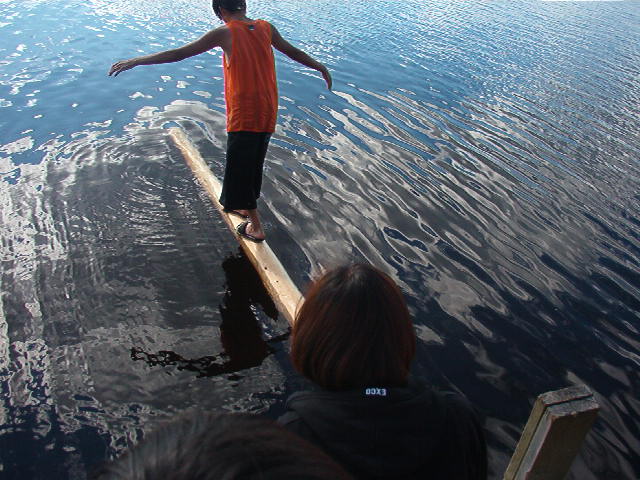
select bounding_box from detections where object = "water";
[1,0,639,478]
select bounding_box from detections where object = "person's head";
[291,264,416,391]
[92,411,352,480]
[211,0,246,21]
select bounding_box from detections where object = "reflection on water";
[0,103,292,478]
[131,251,290,379]
[1,0,639,478]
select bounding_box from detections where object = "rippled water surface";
[1,0,639,478]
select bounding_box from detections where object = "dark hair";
[92,411,352,480]
[212,0,246,19]
[291,264,416,391]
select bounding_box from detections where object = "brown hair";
[92,411,352,480]
[291,264,416,391]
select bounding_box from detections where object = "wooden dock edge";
[504,385,600,480]
[168,127,303,326]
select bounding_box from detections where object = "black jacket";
[279,377,487,480]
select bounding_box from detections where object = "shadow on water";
[130,251,290,379]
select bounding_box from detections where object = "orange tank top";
[223,19,278,133]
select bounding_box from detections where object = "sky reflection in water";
[1,0,639,478]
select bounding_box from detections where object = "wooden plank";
[504,385,600,480]
[168,127,303,326]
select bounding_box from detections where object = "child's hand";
[321,67,332,90]
[108,59,138,77]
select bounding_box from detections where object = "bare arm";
[109,27,228,76]
[270,24,332,90]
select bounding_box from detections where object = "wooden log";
[168,127,303,326]
[504,385,600,480]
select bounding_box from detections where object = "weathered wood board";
[504,385,600,480]
[168,127,303,326]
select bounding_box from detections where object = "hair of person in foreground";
[91,411,353,480]
[291,263,417,391]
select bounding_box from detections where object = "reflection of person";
[92,411,353,480]
[129,251,289,378]
[279,264,488,480]
[109,0,331,242]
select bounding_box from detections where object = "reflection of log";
[168,128,303,326]
[504,385,600,480]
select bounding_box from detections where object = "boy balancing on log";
[109,0,332,242]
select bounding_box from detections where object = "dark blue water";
[1,0,639,478]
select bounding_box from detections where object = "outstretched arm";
[109,27,227,76]
[270,25,332,90]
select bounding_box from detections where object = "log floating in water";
[168,127,303,326]
[504,385,600,480]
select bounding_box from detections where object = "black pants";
[219,131,272,211]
